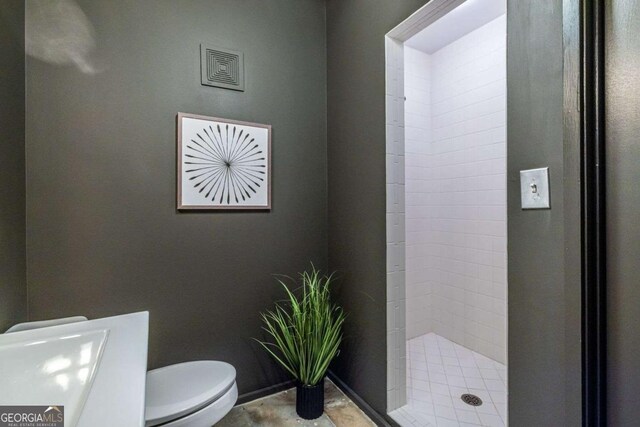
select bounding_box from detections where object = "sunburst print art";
[177,113,271,210]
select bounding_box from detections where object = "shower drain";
[461,393,483,407]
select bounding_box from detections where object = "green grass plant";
[256,265,346,386]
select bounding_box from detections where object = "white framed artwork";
[177,112,271,210]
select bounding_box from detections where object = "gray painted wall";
[25,0,327,396]
[326,0,429,415]
[0,0,26,332]
[606,0,640,423]
[508,0,581,425]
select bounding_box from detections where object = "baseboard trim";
[236,379,295,405]
[327,370,398,427]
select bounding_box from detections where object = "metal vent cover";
[461,394,483,406]
[200,44,244,91]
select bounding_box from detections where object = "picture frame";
[177,112,272,210]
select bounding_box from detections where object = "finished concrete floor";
[217,379,376,427]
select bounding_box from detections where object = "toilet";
[5,317,238,427]
[145,361,237,427]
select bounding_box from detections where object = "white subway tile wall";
[386,37,408,412]
[405,45,433,340]
[404,15,507,364]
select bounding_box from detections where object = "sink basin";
[0,329,108,427]
[0,312,148,427]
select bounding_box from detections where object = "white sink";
[0,312,148,427]
[0,329,108,427]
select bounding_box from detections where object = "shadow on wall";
[330,272,377,382]
[25,0,104,74]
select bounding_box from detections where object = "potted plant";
[256,265,346,420]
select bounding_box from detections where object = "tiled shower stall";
[386,9,508,427]
[404,15,507,364]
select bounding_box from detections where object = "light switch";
[520,167,550,209]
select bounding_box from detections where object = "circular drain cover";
[461,394,483,406]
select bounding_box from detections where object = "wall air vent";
[200,44,244,91]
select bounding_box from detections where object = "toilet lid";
[145,360,236,426]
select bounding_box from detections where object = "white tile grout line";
[390,332,507,427]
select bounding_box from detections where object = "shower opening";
[385,1,508,426]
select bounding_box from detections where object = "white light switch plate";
[520,167,550,209]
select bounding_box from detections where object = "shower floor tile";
[389,333,507,427]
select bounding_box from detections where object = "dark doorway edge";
[580,0,607,425]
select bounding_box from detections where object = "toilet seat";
[145,361,236,427]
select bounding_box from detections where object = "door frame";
[565,0,607,425]
[578,0,607,425]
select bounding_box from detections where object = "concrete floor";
[217,379,376,427]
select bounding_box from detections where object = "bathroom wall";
[0,0,27,331]
[507,0,581,425]
[25,0,327,397]
[405,16,507,363]
[605,0,640,423]
[404,46,432,339]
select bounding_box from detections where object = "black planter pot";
[296,378,325,420]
